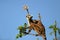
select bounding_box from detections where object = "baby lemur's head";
[26,14,33,20]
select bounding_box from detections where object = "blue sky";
[0,0,60,40]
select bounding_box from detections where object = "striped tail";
[42,34,47,40]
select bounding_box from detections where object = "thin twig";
[38,13,41,21]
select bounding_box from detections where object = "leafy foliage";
[16,33,24,39]
[49,20,60,40]
[49,21,59,34]
[16,23,28,39]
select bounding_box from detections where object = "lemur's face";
[26,14,33,26]
[26,14,33,20]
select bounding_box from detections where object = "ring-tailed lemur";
[26,14,47,40]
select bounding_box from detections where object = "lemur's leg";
[42,34,47,40]
[33,29,46,38]
[41,29,47,40]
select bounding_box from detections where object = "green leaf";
[16,33,24,38]
[19,33,25,37]
[54,28,58,31]
[49,25,54,29]
[16,23,28,38]
[16,34,20,39]
[16,35,19,39]
[22,33,25,36]
[17,26,23,30]
[19,34,22,37]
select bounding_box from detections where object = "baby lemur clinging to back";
[26,14,47,40]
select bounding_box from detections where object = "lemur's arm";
[23,26,41,36]
[25,26,39,36]
[26,27,32,34]
[22,27,31,34]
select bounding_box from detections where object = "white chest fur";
[26,18,30,26]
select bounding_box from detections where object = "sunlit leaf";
[17,26,23,30]
[19,33,22,37]
[54,28,58,31]
[16,23,29,38]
